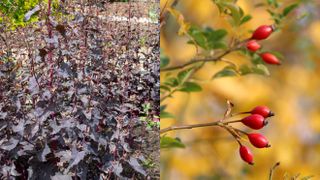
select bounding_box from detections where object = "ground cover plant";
[0,0,160,179]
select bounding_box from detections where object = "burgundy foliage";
[0,0,159,179]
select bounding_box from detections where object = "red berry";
[246,40,261,52]
[239,145,254,165]
[260,52,281,65]
[241,114,267,130]
[251,105,274,118]
[251,25,274,40]
[248,133,270,148]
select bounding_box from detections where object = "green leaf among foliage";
[160,50,170,68]
[160,111,175,119]
[160,136,185,149]
[179,82,202,92]
[240,14,252,25]
[188,26,227,50]
[282,4,298,17]
[177,68,194,84]
[213,66,238,79]
[0,0,41,28]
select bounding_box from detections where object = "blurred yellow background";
[160,0,320,179]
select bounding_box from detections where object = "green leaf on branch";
[213,1,245,26]
[267,0,279,8]
[212,66,238,79]
[188,26,227,50]
[179,82,202,92]
[160,56,170,69]
[160,136,185,149]
[283,3,298,17]
[239,64,270,76]
[240,15,252,25]
[160,105,167,112]
[252,64,270,76]
[204,28,228,49]
[164,77,179,87]
[187,26,207,49]
[160,85,171,92]
[212,42,227,49]
[177,68,194,84]
[160,105,175,119]
[251,53,264,65]
[267,9,276,16]
[221,2,242,25]
[212,0,235,14]
[160,50,170,68]
[205,28,228,41]
[188,26,207,48]
[160,111,175,119]
[239,64,252,75]
[204,29,227,50]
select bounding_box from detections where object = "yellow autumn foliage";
[161,0,320,179]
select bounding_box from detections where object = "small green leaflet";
[212,66,237,79]
[160,105,175,119]
[221,2,241,25]
[177,68,194,84]
[251,64,270,76]
[160,111,175,119]
[240,15,252,25]
[160,50,170,69]
[179,82,202,92]
[213,64,270,78]
[188,26,227,50]
[160,136,185,149]
[163,77,179,87]
[239,64,270,76]
[282,3,298,17]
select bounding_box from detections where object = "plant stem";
[161,38,250,72]
[269,162,281,180]
[222,125,242,146]
[160,89,177,102]
[161,49,233,71]
[160,119,242,134]
[224,119,242,123]
[233,128,248,135]
[160,121,221,134]
[47,0,54,88]
[231,111,250,116]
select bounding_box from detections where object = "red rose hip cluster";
[234,106,274,165]
[245,25,281,65]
